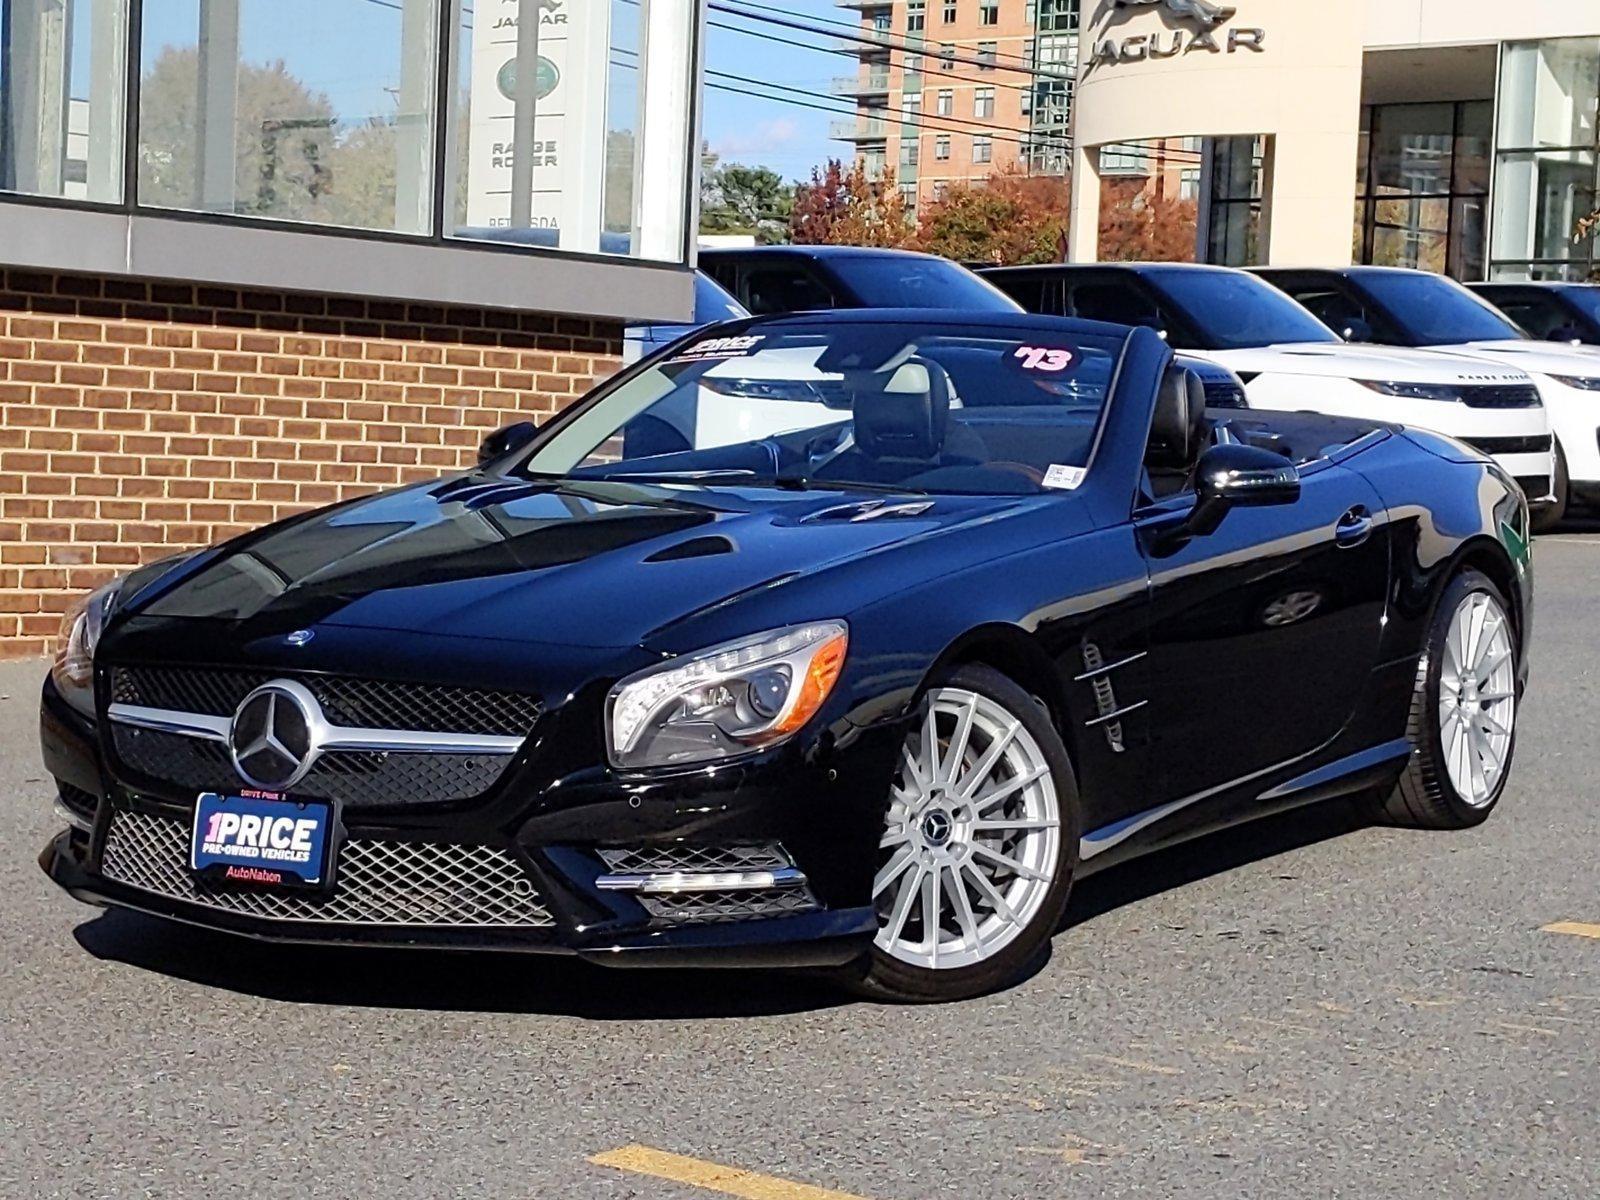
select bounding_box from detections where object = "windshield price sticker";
[1042,463,1086,490]
[673,334,766,362]
[1012,345,1076,372]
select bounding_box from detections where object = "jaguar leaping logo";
[1114,0,1237,27]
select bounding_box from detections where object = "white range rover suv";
[1253,265,1600,528]
[979,262,1555,524]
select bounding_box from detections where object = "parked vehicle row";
[1248,268,1600,526]
[696,245,1600,533]
[979,262,1565,527]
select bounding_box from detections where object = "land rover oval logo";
[229,681,321,790]
[496,55,560,102]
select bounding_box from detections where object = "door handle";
[1334,505,1373,549]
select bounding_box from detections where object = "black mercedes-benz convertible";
[39,311,1532,1002]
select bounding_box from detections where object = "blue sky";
[699,0,842,184]
[122,0,838,185]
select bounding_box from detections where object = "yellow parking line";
[1542,921,1600,940]
[589,1145,868,1200]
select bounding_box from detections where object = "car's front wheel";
[1374,569,1519,829]
[854,664,1079,1002]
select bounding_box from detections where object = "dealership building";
[1068,0,1600,281]
[0,0,701,657]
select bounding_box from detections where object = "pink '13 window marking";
[1013,346,1074,372]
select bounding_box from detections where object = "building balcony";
[830,116,890,141]
[836,0,894,9]
[831,71,891,97]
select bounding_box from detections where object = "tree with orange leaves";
[790,159,914,248]
[1098,178,1199,263]
[912,166,1070,265]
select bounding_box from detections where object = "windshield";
[515,322,1128,495]
[1143,269,1340,349]
[1351,273,1524,345]
[1560,287,1600,326]
[694,272,750,323]
[829,257,1023,312]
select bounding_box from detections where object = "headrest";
[853,360,951,460]
[1146,365,1207,471]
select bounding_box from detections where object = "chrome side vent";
[1076,642,1148,753]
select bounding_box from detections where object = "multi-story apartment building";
[834,0,1077,212]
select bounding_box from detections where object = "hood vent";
[644,535,736,562]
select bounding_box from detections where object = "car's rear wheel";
[1531,441,1568,533]
[1374,569,1519,829]
[853,664,1079,1002]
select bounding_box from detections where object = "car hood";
[131,474,1016,650]
[1196,342,1531,384]
[1427,339,1600,379]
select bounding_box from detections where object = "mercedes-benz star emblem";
[229,680,321,790]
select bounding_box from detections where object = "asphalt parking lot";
[2,536,1597,1200]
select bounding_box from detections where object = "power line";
[711,66,1073,147]
[697,76,1071,156]
[612,46,1073,149]
[715,0,1053,73]
[705,13,1067,104]
[708,0,1056,80]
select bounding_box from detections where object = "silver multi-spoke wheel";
[873,686,1062,971]
[1438,590,1516,806]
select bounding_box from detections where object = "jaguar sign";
[1113,0,1236,27]
[1093,0,1264,66]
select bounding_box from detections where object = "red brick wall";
[0,270,621,659]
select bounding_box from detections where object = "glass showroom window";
[450,0,694,260]
[0,0,127,202]
[1354,100,1491,280]
[1492,37,1600,280]
[135,0,440,235]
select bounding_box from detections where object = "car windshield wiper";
[577,469,765,484]
[769,474,930,496]
[526,468,928,497]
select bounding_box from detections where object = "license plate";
[190,792,337,890]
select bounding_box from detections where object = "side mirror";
[1186,442,1301,537]
[478,420,537,467]
[1341,317,1374,343]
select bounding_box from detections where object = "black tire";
[1530,442,1568,534]
[1371,569,1519,830]
[847,663,1081,1003]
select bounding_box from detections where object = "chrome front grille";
[104,664,534,809]
[110,725,508,809]
[99,806,555,928]
[110,666,542,737]
[1459,384,1541,409]
[1465,434,1553,456]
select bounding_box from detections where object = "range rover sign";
[1093,0,1265,65]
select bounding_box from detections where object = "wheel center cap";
[921,809,953,847]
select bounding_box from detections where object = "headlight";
[51,579,122,713]
[1355,380,1468,401]
[607,622,849,770]
[1548,374,1600,392]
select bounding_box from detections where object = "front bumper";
[36,674,885,969]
